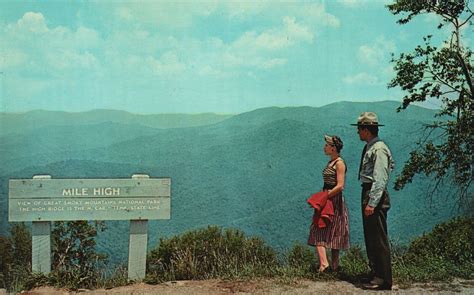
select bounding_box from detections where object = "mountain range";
[0,101,456,265]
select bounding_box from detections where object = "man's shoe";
[359,272,376,283]
[359,276,373,283]
[363,283,392,290]
[370,277,384,285]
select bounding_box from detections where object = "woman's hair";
[325,135,343,153]
[332,136,343,153]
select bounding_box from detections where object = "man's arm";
[367,146,390,208]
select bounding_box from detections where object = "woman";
[308,135,350,272]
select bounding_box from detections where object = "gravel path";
[5,278,474,294]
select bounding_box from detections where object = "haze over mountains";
[0,101,455,265]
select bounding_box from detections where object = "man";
[351,112,394,290]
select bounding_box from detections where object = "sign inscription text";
[9,178,171,221]
[62,187,121,196]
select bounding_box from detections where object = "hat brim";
[350,123,385,126]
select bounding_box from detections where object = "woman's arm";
[328,161,346,198]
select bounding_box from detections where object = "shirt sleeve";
[367,146,390,207]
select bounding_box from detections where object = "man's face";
[357,126,367,141]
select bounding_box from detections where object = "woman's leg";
[331,249,340,270]
[317,246,329,271]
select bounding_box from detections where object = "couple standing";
[307,112,394,291]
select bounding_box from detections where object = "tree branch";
[455,51,474,98]
[425,65,460,93]
[459,12,473,27]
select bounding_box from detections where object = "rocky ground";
[4,278,473,294]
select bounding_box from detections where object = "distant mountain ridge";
[0,101,455,265]
[0,109,234,136]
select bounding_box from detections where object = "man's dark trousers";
[361,184,392,288]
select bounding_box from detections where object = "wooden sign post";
[129,174,150,281]
[31,175,52,274]
[8,174,171,280]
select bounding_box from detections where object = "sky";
[0,0,464,114]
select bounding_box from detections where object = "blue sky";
[0,0,461,114]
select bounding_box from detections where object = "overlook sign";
[8,175,171,281]
[9,178,171,221]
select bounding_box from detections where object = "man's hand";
[364,205,375,217]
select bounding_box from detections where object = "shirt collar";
[366,136,380,149]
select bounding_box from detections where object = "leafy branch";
[387,0,473,208]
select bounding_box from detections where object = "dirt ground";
[6,278,474,294]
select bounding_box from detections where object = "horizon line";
[0,100,435,115]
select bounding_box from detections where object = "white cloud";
[194,15,313,75]
[343,72,379,85]
[216,50,286,72]
[104,30,166,57]
[104,50,186,77]
[220,52,245,68]
[358,45,383,66]
[283,17,314,43]
[3,12,102,68]
[233,31,291,51]
[115,7,133,21]
[1,4,338,88]
[358,36,396,66]
[74,27,101,48]
[111,1,218,27]
[1,49,28,69]
[16,12,48,33]
[46,50,99,71]
[260,58,287,69]
[301,3,340,27]
[223,1,269,19]
[232,16,313,51]
[91,2,338,78]
[149,52,186,76]
[225,2,340,28]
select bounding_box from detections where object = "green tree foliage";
[387,0,473,206]
[50,221,107,288]
[0,223,31,291]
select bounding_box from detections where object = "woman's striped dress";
[307,159,350,249]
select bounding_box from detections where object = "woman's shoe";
[318,264,330,273]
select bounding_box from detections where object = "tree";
[387,0,473,208]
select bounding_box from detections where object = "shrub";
[287,242,314,272]
[0,223,32,292]
[404,217,473,265]
[146,226,278,282]
[339,246,369,282]
[0,236,13,288]
[50,220,108,289]
[393,217,474,283]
